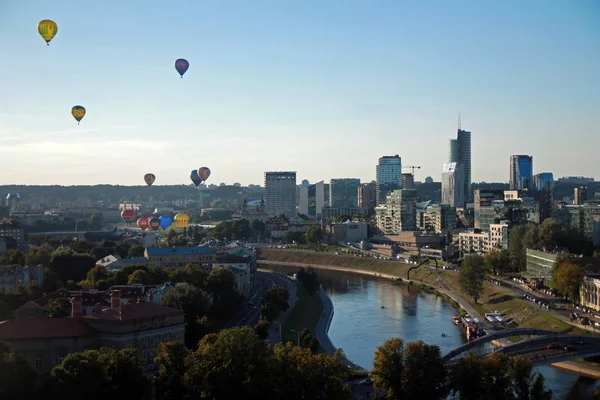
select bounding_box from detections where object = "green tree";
[522,224,539,250]
[537,219,565,250]
[46,297,72,318]
[0,340,37,400]
[372,337,405,398]
[161,283,211,348]
[49,248,95,284]
[89,213,104,230]
[127,269,154,285]
[459,254,488,303]
[251,219,266,235]
[154,341,196,400]
[266,285,289,313]
[484,249,511,275]
[206,268,241,313]
[0,250,25,267]
[25,244,52,266]
[552,260,584,301]
[296,267,320,295]
[508,225,527,271]
[305,225,322,243]
[298,328,319,353]
[254,319,270,339]
[402,340,446,400]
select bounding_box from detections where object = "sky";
[0,0,598,186]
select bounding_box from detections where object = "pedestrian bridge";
[443,328,600,368]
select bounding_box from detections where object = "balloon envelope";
[71,105,86,124]
[38,19,58,45]
[121,209,136,223]
[199,167,211,182]
[174,213,190,229]
[137,218,149,231]
[190,170,201,187]
[144,173,156,186]
[159,215,172,230]
[147,217,160,231]
[175,59,189,77]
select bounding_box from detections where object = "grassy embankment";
[260,249,590,340]
[281,283,323,345]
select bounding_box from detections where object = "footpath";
[259,269,298,346]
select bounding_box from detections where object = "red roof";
[0,317,97,340]
[83,303,183,322]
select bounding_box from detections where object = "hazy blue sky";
[1,1,598,186]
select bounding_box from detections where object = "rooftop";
[84,302,183,322]
[0,317,97,340]
[146,244,215,256]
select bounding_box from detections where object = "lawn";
[281,283,323,345]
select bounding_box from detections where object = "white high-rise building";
[441,162,465,208]
[298,185,309,216]
[264,171,297,218]
[315,181,325,217]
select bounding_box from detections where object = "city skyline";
[1,1,599,186]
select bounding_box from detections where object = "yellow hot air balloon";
[38,20,58,46]
[174,213,190,229]
[71,105,86,125]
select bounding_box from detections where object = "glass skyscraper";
[533,172,554,193]
[376,155,402,205]
[510,155,533,191]
[449,139,458,163]
[448,130,471,202]
[533,172,554,222]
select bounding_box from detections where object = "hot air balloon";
[144,173,156,186]
[71,106,86,125]
[159,215,172,230]
[147,217,160,231]
[198,167,211,183]
[38,19,58,46]
[137,218,149,231]
[175,59,189,78]
[174,213,190,229]
[121,209,136,224]
[190,170,202,188]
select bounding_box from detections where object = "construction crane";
[403,166,422,175]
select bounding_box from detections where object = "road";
[223,270,295,330]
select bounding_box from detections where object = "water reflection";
[263,265,599,398]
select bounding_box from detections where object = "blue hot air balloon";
[159,215,172,230]
[190,170,202,188]
[175,58,189,78]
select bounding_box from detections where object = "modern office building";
[315,181,325,217]
[376,155,402,205]
[450,129,472,201]
[555,204,600,245]
[574,186,588,205]
[358,183,376,212]
[298,185,309,216]
[329,178,361,208]
[510,155,533,191]
[533,172,554,222]
[441,162,465,208]
[526,249,560,282]
[375,189,418,234]
[264,171,297,218]
[419,204,457,233]
[402,173,415,190]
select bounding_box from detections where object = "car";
[547,343,560,350]
[564,345,574,351]
[358,378,373,386]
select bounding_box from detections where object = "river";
[264,265,600,399]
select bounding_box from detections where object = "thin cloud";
[1,126,139,143]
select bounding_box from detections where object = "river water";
[264,265,600,400]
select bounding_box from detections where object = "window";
[57,352,66,365]
[35,354,42,371]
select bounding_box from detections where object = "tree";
[522,224,539,250]
[25,245,52,266]
[161,284,211,348]
[0,340,37,400]
[296,268,320,295]
[49,248,95,284]
[266,285,289,313]
[459,254,488,303]
[552,260,584,301]
[89,213,104,230]
[305,225,322,243]
[154,341,195,400]
[484,249,510,275]
[127,269,154,285]
[537,219,564,250]
[206,268,241,313]
[251,219,266,235]
[508,225,527,271]
[298,328,319,353]
[0,250,25,267]
[254,319,270,339]
[372,337,405,398]
[46,297,72,318]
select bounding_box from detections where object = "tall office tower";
[402,173,415,190]
[329,178,361,208]
[315,181,325,217]
[449,139,458,162]
[574,186,588,205]
[509,155,534,191]
[376,155,402,205]
[441,162,465,208]
[533,172,554,222]
[298,185,309,216]
[358,182,376,211]
[264,171,297,218]
[301,179,310,186]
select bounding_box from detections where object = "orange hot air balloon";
[198,167,211,182]
[144,173,156,186]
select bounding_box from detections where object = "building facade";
[402,173,415,190]
[376,155,402,205]
[315,181,325,218]
[441,162,465,208]
[574,186,588,205]
[526,249,559,282]
[329,178,361,208]
[298,185,309,216]
[510,155,533,191]
[555,204,600,245]
[451,129,472,202]
[533,172,554,222]
[375,189,418,234]
[420,204,457,233]
[264,171,297,218]
[358,183,376,212]
[144,245,216,270]
[580,275,600,312]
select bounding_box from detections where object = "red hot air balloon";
[198,167,211,182]
[147,216,160,231]
[137,218,149,231]
[121,209,136,224]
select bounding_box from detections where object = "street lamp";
[290,329,300,347]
